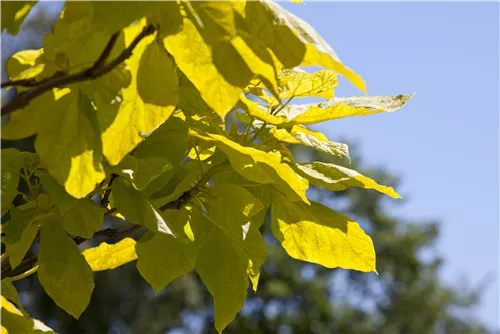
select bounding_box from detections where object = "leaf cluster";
[0,1,412,332]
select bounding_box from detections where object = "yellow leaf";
[247,86,280,107]
[279,67,338,99]
[284,94,414,125]
[269,125,349,159]
[238,1,365,93]
[188,128,309,203]
[35,89,105,198]
[100,21,178,166]
[82,238,138,271]
[295,162,401,198]
[239,95,288,125]
[272,194,377,273]
[5,49,45,86]
[164,18,248,120]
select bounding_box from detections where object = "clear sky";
[282,1,499,329]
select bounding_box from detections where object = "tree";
[1,1,415,333]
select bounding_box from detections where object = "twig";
[101,174,118,208]
[1,24,155,116]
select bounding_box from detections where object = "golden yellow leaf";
[279,67,338,99]
[272,194,377,273]
[82,238,138,271]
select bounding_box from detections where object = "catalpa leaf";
[112,178,172,235]
[1,279,27,316]
[272,194,377,272]
[188,128,309,203]
[6,223,38,270]
[279,67,338,99]
[1,295,56,334]
[136,231,197,294]
[164,17,249,120]
[283,94,414,125]
[196,228,249,333]
[239,96,288,125]
[98,21,178,166]
[35,88,105,198]
[270,125,349,159]
[110,155,173,191]
[295,162,401,198]
[238,1,365,93]
[82,238,137,271]
[38,219,95,319]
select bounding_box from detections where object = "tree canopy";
[0,1,420,333]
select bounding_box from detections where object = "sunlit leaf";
[239,95,287,125]
[270,125,349,159]
[189,128,309,203]
[272,194,376,272]
[38,219,95,319]
[82,238,137,271]
[295,162,401,198]
[283,94,414,125]
[279,67,338,99]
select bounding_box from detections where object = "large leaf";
[1,149,22,216]
[272,194,377,272]
[112,178,172,234]
[270,125,349,159]
[38,220,95,319]
[282,94,414,125]
[237,1,365,93]
[136,231,197,293]
[35,89,105,198]
[98,21,177,166]
[109,155,172,191]
[6,223,38,270]
[196,228,249,333]
[82,238,137,271]
[189,128,309,203]
[278,67,338,99]
[164,17,250,119]
[295,162,401,198]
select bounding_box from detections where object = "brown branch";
[101,174,118,208]
[1,24,155,116]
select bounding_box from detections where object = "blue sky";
[282,1,499,329]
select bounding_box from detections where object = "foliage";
[1,1,413,332]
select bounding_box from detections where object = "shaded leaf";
[6,223,38,269]
[112,178,172,234]
[38,220,95,319]
[1,149,22,216]
[1,1,36,35]
[136,231,197,293]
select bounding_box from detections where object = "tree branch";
[1,24,156,116]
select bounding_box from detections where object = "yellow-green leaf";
[247,86,280,107]
[1,149,22,216]
[136,231,197,293]
[270,125,349,159]
[164,18,249,119]
[284,94,414,125]
[5,48,45,84]
[1,280,27,316]
[1,1,36,35]
[112,178,172,235]
[196,228,248,333]
[278,67,338,99]
[272,194,377,272]
[295,162,401,198]
[190,1,236,43]
[35,89,105,198]
[110,155,173,191]
[6,223,38,270]
[189,128,309,203]
[38,219,95,319]
[82,238,137,271]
